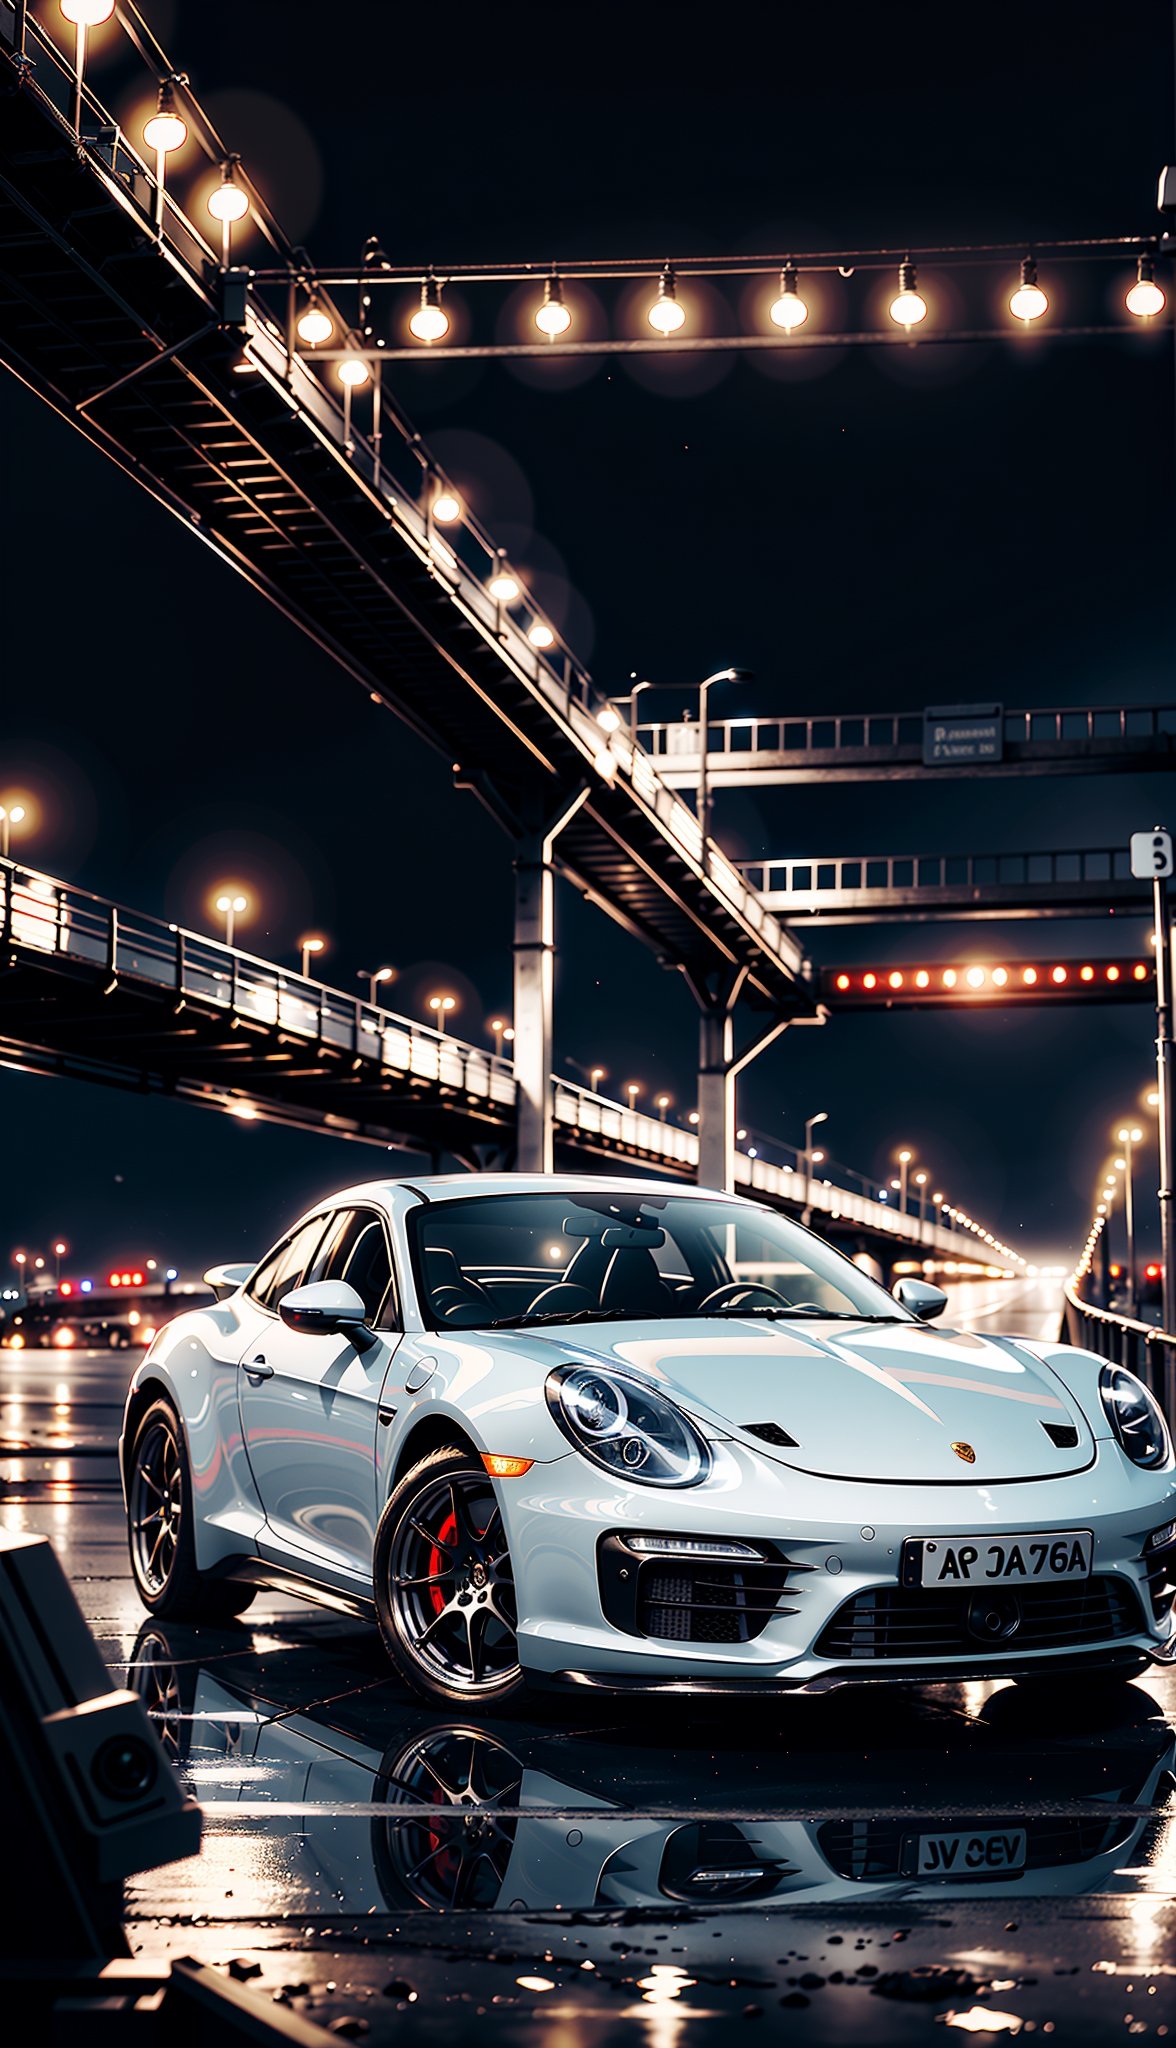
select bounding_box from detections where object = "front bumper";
[507,1438,1176,1690]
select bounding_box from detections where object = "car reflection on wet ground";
[3,1278,1176,2040]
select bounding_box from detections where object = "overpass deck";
[641,704,1176,788]
[0,860,977,1262]
[739,845,1149,923]
[0,6,807,1017]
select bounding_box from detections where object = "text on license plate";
[900,1826,1028,1878]
[913,1529,1092,1587]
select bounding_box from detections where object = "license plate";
[904,1529,1093,1588]
[900,1826,1028,1879]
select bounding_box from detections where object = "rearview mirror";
[278,1280,377,1348]
[893,1277,949,1321]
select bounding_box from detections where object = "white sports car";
[120,1174,1176,1708]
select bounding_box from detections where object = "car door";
[237,1207,401,1582]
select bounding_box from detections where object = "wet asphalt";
[3,1276,1176,2042]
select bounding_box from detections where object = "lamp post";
[299,935,325,978]
[897,1148,913,1216]
[656,1094,671,1121]
[362,965,396,1005]
[1116,1126,1143,1314]
[696,668,754,860]
[626,1082,640,1111]
[0,803,27,858]
[590,1065,606,1092]
[914,1170,929,1230]
[53,1240,66,1284]
[215,893,247,946]
[489,1017,512,1058]
[428,993,456,1034]
[803,1111,829,1224]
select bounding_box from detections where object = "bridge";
[639,703,1176,788]
[0,857,1011,1271]
[739,845,1152,924]
[0,0,813,1194]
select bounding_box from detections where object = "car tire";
[126,1397,255,1621]
[374,1445,531,1711]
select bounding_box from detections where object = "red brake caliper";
[428,1510,458,1616]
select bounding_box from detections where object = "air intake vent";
[743,1421,799,1448]
[1041,1422,1080,1449]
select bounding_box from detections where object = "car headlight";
[546,1365,711,1487]
[1099,1364,1172,1470]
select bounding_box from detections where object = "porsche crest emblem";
[951,1441,976,1464]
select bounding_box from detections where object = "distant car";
[120,1175,1176,1708]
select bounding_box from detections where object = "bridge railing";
[738,846,1137,901]
[1060,1282,1176,1419]
[0,862,515,1110]
[637,704,1176,764]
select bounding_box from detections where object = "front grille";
[639,1561,796,1644]
[816,1575,1143,1662]
[817,1812,1137,1881]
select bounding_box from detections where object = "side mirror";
[893,1277,949,1322]
[278,1280,377,1348]
[203,1262,254,1297]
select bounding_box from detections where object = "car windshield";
[407,1190,910,1330]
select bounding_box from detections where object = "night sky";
[3,0,1175,1277]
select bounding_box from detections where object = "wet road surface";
[5,1276,1176,2040]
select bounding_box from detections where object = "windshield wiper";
[475,1307,669,1331]
[699,1306,908,1322]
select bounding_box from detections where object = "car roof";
[319,1172,751,1207]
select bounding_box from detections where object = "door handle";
[241,1356,273,1380]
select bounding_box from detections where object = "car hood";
[542,1317,1096,1483]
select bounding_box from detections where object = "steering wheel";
[698,1280,794,1311]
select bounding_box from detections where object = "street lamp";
[656,1094,671,1121]
[428,993,457,1033]
[299,935,326,978]
[1116,1125,1144,1315]
[214,892,248,946]
[362,965,396,1005]
[897,1148,913,1215]
[0,803,27,858]
[697,668,754,858]
[488,1017,513,1058]
[53,1240,66,1283]
[590,1065,606,1092]
[626,1082,641,1110]
[914,1169,929,1227]
[803,1110,829,1223]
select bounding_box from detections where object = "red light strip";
[826,959,1152,998]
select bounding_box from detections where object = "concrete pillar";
[513,829,555,1174]
[698,1006,736,1192]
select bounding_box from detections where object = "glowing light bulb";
[488,563,520,603]
[1009,255,1047,323]
[61,0,114,22]
[297,300,334,346]
[529,622,555,648]
[410,278,449,344]
[208,159,249,224]
[1127,255,1166,319]
[889,259,927,328]
[769,263,808,331]
[648,266,686,334]
[336,356,370,387]
[535,274,572,338]
[432,487,461,524]
[143,79,187,155]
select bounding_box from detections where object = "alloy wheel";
[130,1416,183,1596]
[387,1472,519,1696]
[375,1726,524,1910]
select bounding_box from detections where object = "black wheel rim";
[376,1726,524,1910]
[387,1472,519,1695]
[130,1417,182,1595]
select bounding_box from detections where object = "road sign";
[1130,828,1174,879]
[923,704,1004,767]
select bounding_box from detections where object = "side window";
[307,1208,398,1329]
[249,1215,330,1314]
